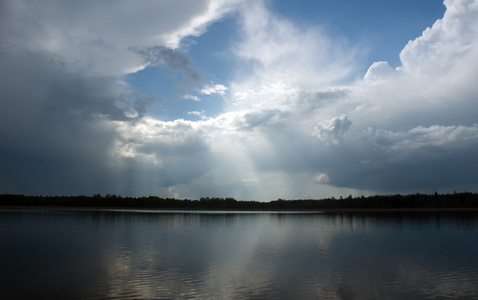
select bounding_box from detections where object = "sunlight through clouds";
[1,0,478,200]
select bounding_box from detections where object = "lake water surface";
[1,209,478,299]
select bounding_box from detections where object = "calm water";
[1,209,478,299]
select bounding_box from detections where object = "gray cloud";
[311,124,478,194]
[0,45,210,196]
[0,50,118,195]
[0,0,231,76]
[234,109,289,131]
[0,0,234,197]
[314,115,352,145]
[132,45,202,91]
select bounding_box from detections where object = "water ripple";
[2,210,478,299]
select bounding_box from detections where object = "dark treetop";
[1,192,478,210]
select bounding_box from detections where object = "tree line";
[1,192,478,210]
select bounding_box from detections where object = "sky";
[1,0,478,201]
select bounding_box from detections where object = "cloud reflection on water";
[1,210,478,299]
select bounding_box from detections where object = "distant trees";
[1,192,478,210]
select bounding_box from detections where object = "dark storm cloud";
[0,47,134,195]
[0,47,148,122]
[298,123,478,194]
[0,0,238,198]
[0,0,240,199]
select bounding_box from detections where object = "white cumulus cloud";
[200,83,228,95]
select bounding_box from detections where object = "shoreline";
[2,205,478,213]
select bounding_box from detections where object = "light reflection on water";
[1,209,478,299]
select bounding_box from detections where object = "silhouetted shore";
[1,192,478,211]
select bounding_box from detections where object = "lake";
[1,209,478,299]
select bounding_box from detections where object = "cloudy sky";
[1,0,477,201]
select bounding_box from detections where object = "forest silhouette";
[1,192,478,210]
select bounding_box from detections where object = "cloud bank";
[1,0,478,200]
